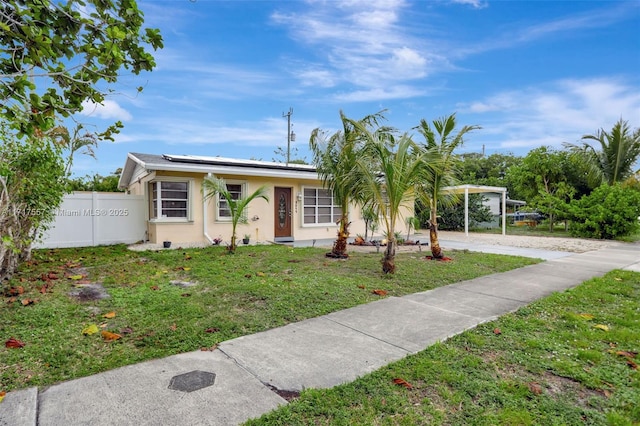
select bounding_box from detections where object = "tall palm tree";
[349,125,426,274]
[202,176,269,254]
[564,118,640,186]
[416,114,481,259]
[309,110,387,258]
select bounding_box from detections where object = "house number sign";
[278,193,286,228]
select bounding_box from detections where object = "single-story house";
[118,153,405,246]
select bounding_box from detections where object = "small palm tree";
[202,176,269,253]
[349,126,426,273]
[48,124,98,176]
[309,110,387,258]
[564,118,640,186]
[416,114,480,259]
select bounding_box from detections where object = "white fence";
[35,192,146,249]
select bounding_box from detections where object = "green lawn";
[0,244,538,392]
[246,270,640,426]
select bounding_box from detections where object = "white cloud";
[80,100,132,121]
[459,77,640,152]
[450,0,488,10]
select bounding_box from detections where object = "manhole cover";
[168,370,216,392]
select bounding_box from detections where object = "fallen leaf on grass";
[493,328,502,335]
[205,327,220,333]
[181,293,191,297]
[393,378,413,389]
[5,286,24,296]
[244,274,252,279]
[594,324,609,332]
[357,285,366,289]
[120,327,134,335]
[578,313,594,320]
[528,382,543,395]
[256,272,265,277]
[626,360,638,370]
[6,297,16,304]
[0,391,5,403]
[101,331,122,341]
[614,351,638,358]
[68,275,85,280]
[200,345,218,352]
[150,285,160,291]
[372,289,387,296]
[5,337,25,348]
[39,285,48,294]
[169,323,177,331]
[103,311,116,319]
[21,298,37,306]
[614,277,622,281]
[82,324,99,335]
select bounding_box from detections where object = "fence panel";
[35,192,146,248]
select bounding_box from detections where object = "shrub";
[568,183,640,239]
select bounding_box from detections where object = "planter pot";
[242,238,250,245]
[163,241,172,248]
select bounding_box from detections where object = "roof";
[119,152,319,189]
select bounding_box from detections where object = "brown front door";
[274,187,293,241]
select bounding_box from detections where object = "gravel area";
[435,231,621,253]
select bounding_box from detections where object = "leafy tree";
[1,127,66,281]
[350,126,427,273]
[436,194,493,231]
[415,114,480,259]
[568,183,640,239]
[1,0,163,137]
[564,118,640,186]
[361,204,378,242]
[511,147,577,232]
[202,176,269,254]
[67,170,123,192]
[309,110,386,258]
[458,152,524,200]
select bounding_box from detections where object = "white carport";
[442,185,507,236]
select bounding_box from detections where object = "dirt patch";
[69,283,110,301]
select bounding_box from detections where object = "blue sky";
[73,0,640,177]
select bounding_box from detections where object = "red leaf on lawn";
[200,344,218,352]
[6,286,24,296]
[393,378,413,389]
[372,289,388,296]
[493,328,502,335]
[169,323,177,331]
[6,297,16,304]
[101,331,122,341]
[39,285,48,294]
[150,285,160,291]
[21,299,36,306]
[205,327,220,333]
[528,382,543,395]
[627,360,638,370]
[19,277,27,282]
[615,351,638,358]
[357,285,366,289]
[47,272,59,280]
[5,337,25,348]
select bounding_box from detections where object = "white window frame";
[215,180,247,222]
[301,186,342,227]
[149,178,193,222]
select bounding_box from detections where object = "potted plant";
[213,237,222,246]
[242,234,250,245]
[163,241,171,248]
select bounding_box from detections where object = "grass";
[471,223,640,242]
[246,270,640,426]
[0,244,538,392]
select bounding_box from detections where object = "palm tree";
[416,114,480,259]
[201,176,269,254]
[48,124,98,176]
[564,118,640,186]
[309,110,387,258]
[349,125,426,274]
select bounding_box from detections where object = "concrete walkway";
[2,241,639,426]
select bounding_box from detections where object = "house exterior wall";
[140,171,393,245]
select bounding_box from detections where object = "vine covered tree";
[1,0,163,137]
[416,114,480,259]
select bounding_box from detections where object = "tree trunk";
[429,221,443,259]
[382,238,396,273]
[328,220,350,258]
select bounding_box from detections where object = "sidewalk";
[2,240,639,425]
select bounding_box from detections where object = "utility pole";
[282,107,294,166]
